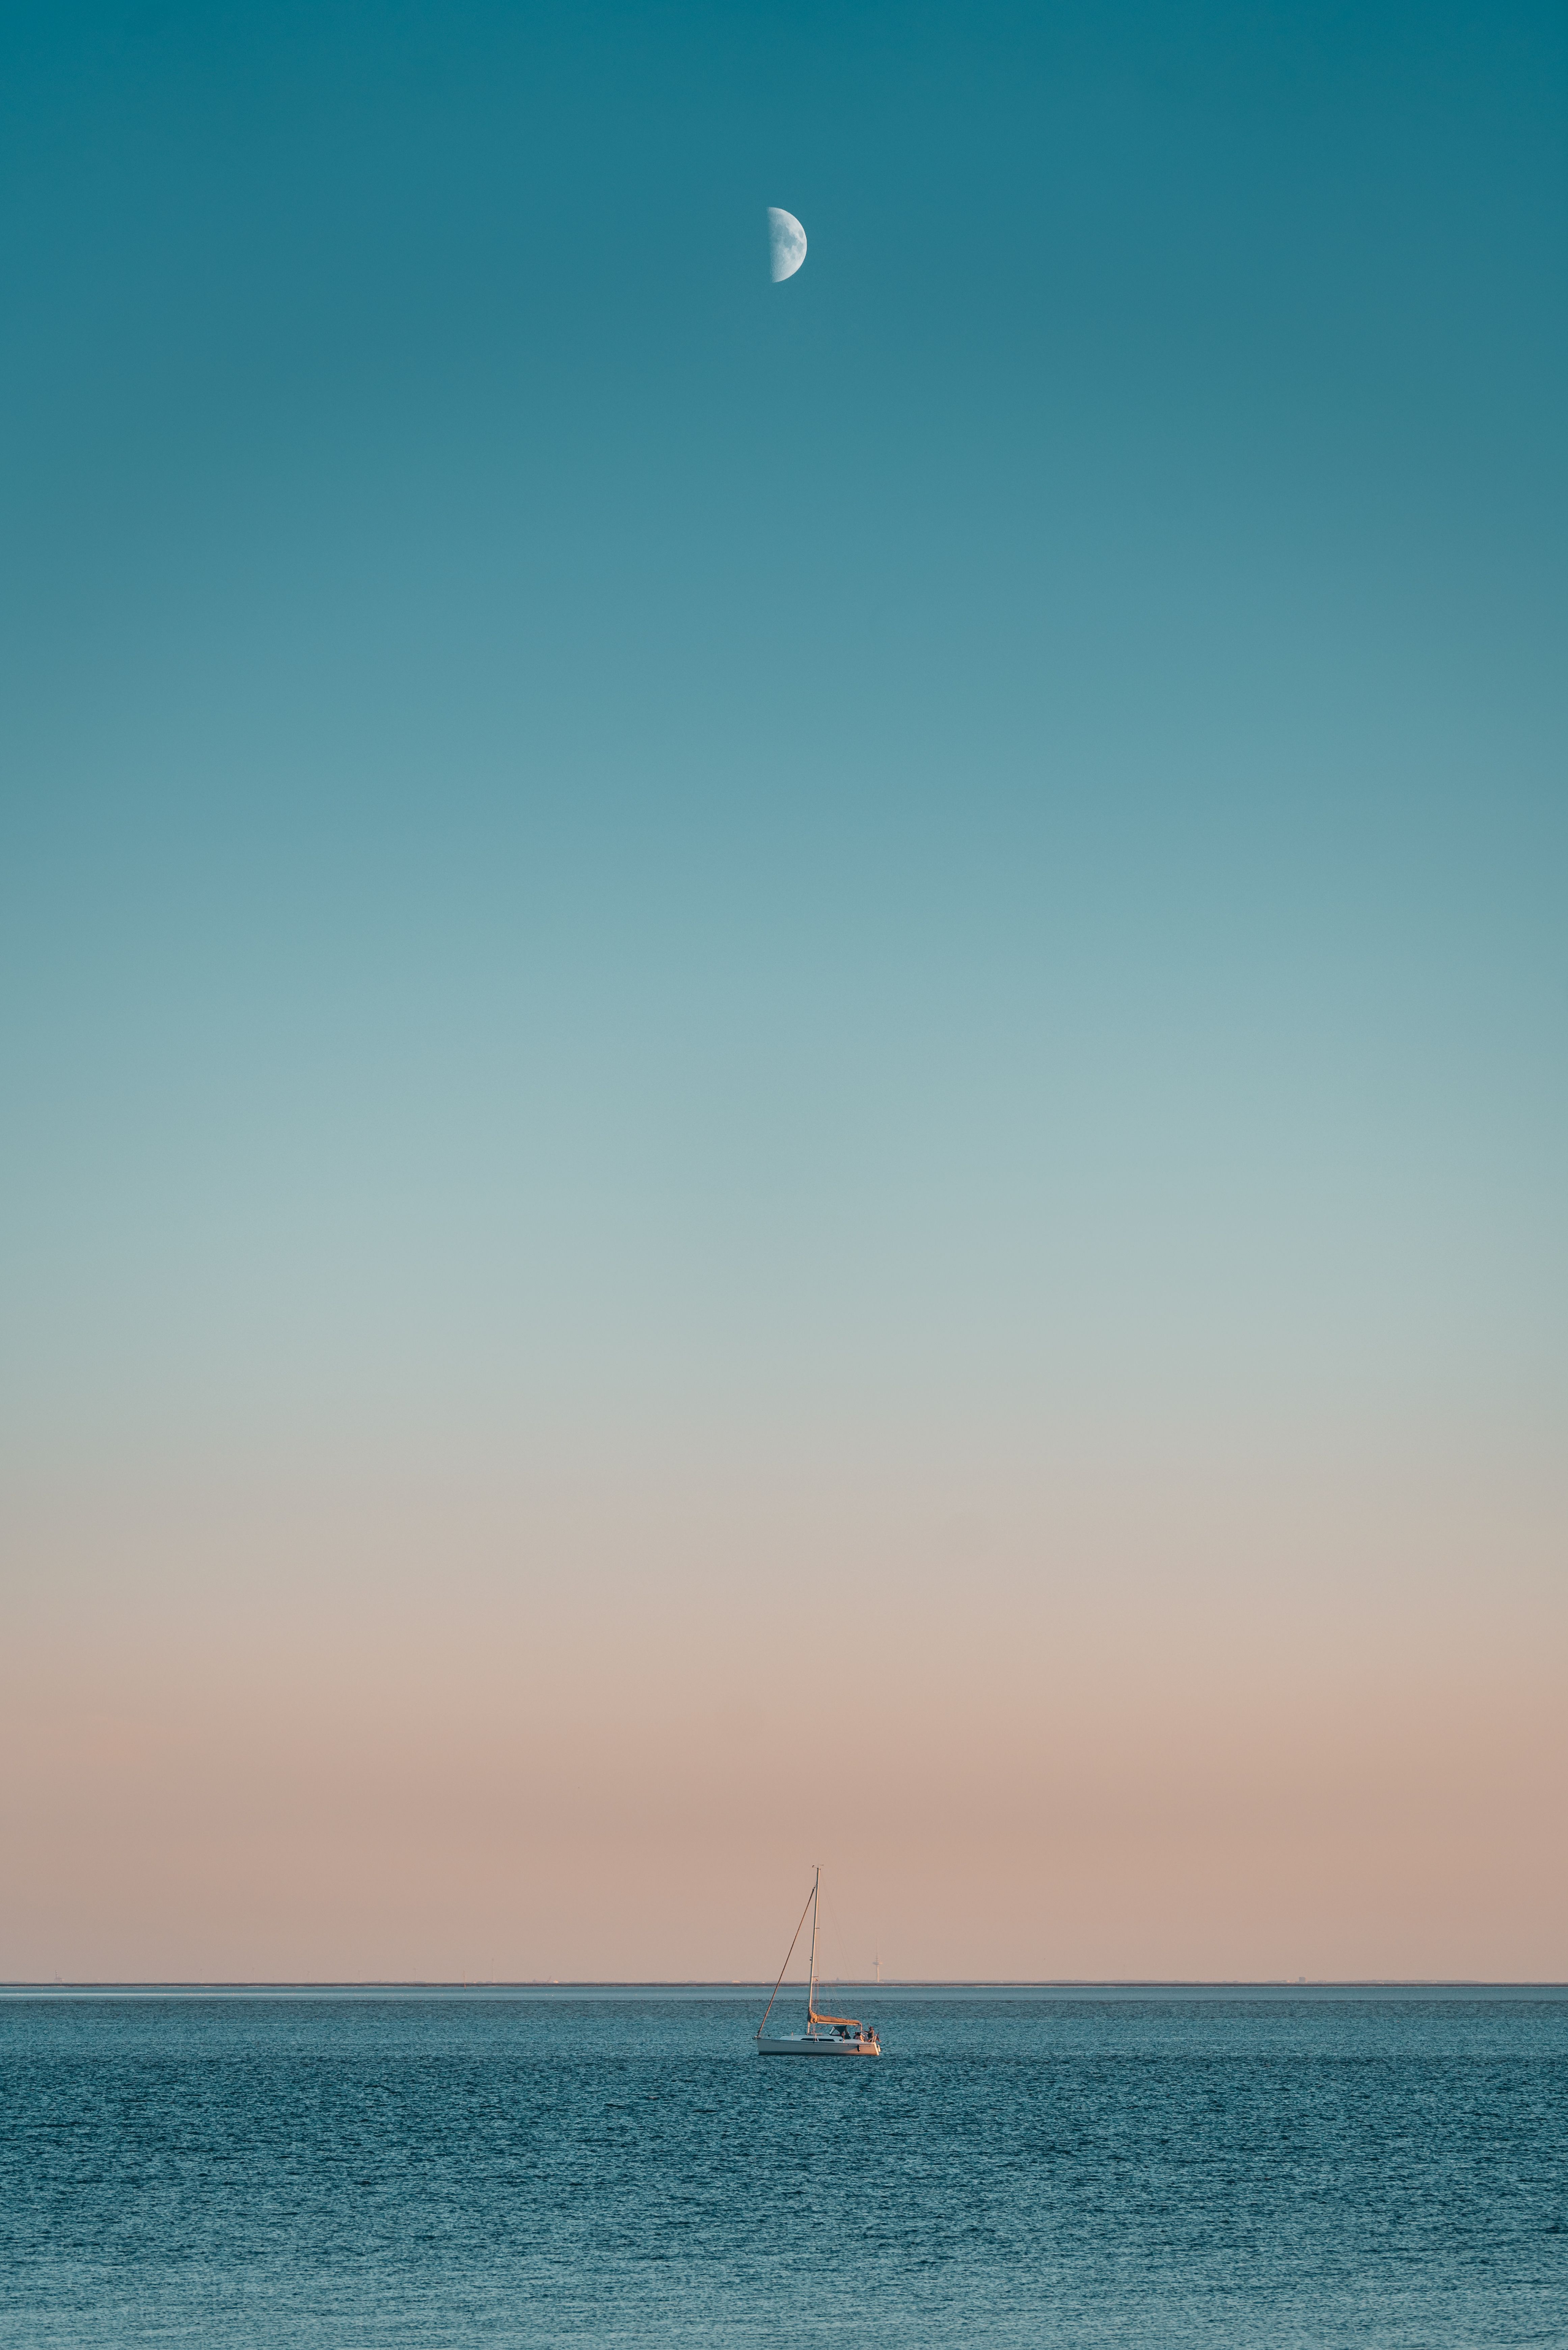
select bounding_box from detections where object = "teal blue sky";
[4,0,1568,1981]
[3,0,1564,1458]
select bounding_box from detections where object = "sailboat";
[755,1868,882,2056]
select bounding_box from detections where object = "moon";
[767,207,807,283]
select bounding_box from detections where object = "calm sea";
[3,1986,1565,2347]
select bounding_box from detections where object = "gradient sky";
[2,0,1565,1981]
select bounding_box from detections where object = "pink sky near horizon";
[5,1415,1563,1984]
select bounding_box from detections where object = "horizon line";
[6,1977,1567,1992]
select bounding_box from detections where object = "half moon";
[767,207,807,283]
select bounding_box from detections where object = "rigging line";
[754,1881,818,2041]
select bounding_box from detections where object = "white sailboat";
[755,1868,882,2056]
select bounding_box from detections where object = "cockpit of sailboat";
[809,2009,880,2047]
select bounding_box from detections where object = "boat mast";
[807,1866,819,2033]
[755,1877,817,2042]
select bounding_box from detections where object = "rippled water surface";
[3,1987,1565,2346]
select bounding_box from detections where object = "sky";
[1,0,1565,1982]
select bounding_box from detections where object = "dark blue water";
[3,1988,1566,2347]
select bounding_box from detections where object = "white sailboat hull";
[756,2034,881,2057]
